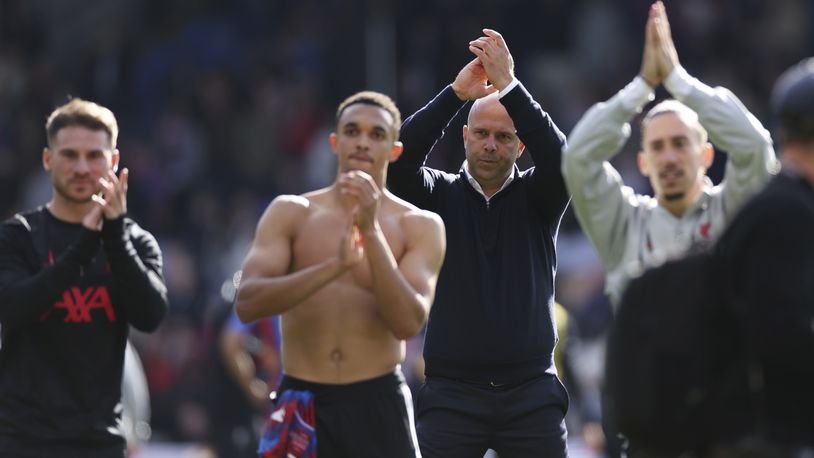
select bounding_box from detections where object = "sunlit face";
[43,125,119,204]
[463,96,524,192]
[330,103,402,176]
[638,112,712,206]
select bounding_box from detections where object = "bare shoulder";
[402,208,445,233]
[263,193,310,217]
[255,193,312,236]
[385,191,445,236]
[300,187,333,207]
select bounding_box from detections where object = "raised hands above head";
[468,29,515,92]
[452,57,496,101]
[452,28,516,100]
[640,1,680,88]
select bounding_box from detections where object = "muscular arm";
[102,217,168,332]
[235,196,348,323]
[562,77,654,271]
[0,221,99,329]
[362,210,445,340]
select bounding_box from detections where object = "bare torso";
[282,189,411,383]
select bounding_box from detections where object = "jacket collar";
[461,160,519,201]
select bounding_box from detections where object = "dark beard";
[663,192,685,201]
[53,180,93,204]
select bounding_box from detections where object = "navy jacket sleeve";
[387,85,469,208]
[0,220,100,329]
[102,216,168,332]
[500,81,570,220]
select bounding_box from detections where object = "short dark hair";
[335,91,401,140]
[771,57,814,144]
[46,98,119,149]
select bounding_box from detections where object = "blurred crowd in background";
[1,0,812,455]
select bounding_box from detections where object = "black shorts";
[276,369,420,458]
[0,434,126,458]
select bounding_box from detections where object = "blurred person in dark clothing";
[0,98,169,457]
[235,91,445,457]
[388,29,570,457]
[714,56,814,452]
[607,58,814,458]
[208,305,281,458]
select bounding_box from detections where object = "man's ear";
[701,142,714,169]
[462,125,468,143]
[112,149,121,172]
[42,147,52,172]
[637,150,651,176]
[389,141,404,162]
[329,133,338,156]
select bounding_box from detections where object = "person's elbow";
[130,294,169,333]
[391,300,429,340]
[391,321,423,340]
[234,286,267,324]
[234,296,258,324]
[561,147,584,186]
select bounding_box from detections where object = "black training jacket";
[388,82,569,383]
[0,207,168,456]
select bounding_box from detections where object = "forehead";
[338,103,394,130]
[52,125,112,150]
[642,112,694,142]
[468,97,515,132]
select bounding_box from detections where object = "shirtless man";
[235,91,446,457]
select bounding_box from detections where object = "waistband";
[423,354,555,383]
[438,375,538,391]
[277,368,406,403]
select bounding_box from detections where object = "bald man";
[388,29,571,458]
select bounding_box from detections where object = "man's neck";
[46,198,92,224]
[659,199,688,218]
[479,182,502,198]
[659,187,702,218]
[463,161,513,198]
